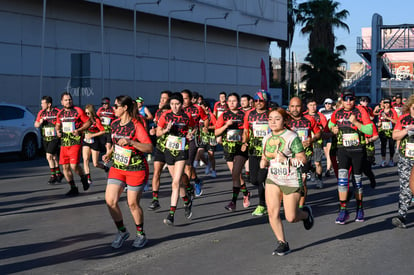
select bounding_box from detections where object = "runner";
[82,104,107,185]
[215,93,250,211]
[97,97,115,155]
[156,92,195,225]
[240,94,253,182]
[181,89,209,197]
[262,107,314,256]
[213,91,228,119]
[34,96,63,184]
[197,100,218,178]
[391,94,414,228]
[305,98,328,189]
[378,98,398,167]
[148,90,171,211]
[286,97,321,208]
[319,98,335,177]
[329,90,373,224]
[243,90,270,216]
[136,96,153,122]
[103,95,153,249]
[392,93,404,117]
[55,92,91,196]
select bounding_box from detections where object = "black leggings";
[249,156,268,207]
[379,133,395,158]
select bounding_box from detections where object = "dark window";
[0,106,25,121]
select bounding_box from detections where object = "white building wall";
[0,0,287,110]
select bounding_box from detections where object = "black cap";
[341,90,355,98]
[396,94,402,98]
[192,91,199,99]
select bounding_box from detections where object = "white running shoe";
[132,234,148,248]
[381,160,387,167]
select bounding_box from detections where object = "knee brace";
[338,169,349,192]
[354,174,363,195]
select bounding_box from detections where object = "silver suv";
[0,103,42,160]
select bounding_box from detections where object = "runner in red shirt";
[286,97,321,208]
[103,95,153,249]
[34,95,63,184]
[97,97,115,155]
[157,92,196,225]
[213,91,228,119]
[329,90,373,224]
[55,92,91,196]
[82,104,107,185]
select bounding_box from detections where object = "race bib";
[217,110,224,118]
[166,135,186,151]
[405,143,414,158]
[253,122,270,138]
[113,145,132,166]
[382,121,392,130]
[227,129,242,142]
[43,127,56,137]
[84,137,94,144]
[101,117,112,126]
[342,133,360,147]
[394,107,402,117]
[267,159,299,187]
[296,128,309,141]
[62,121,75,133]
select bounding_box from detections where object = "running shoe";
[315,179,323,189]
[184,200,193,219]
[148,199,160,211]
[302,205,314,230]
[48,175,57,185]
[388,160,395,167]
[205,163,211,175]
[65,187,79,197]
[355,208,365,222]
[335,209,350,224]
[81,175,89,191]
[199,160,205,167]
[163,213,174,226]
[210,170,217,178]
[194,179,203,197]
[87,178,93,185]
[243,192,251,208]
[111,230,130,249]
[251,205,267,216]
[380,160,387,167]
[392,216,406,229]
[132,233,148,248]
[56,173,64,183]
[272,241,290,256]
[224,201,236,212]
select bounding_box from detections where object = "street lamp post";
[236,20,259,92]
[168,4,195,90]
[40,0,47,99]
[133,0,161,95]
[203,13,229,94]
[100,0,104,98]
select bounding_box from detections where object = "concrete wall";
[0,0,287,111]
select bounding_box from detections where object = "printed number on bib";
[43,127,56,137]
[101,117,112,126]
[296,128,309,142]
[113,145,132,166]
[227,129,242,142]
[253,123,270,138]
[166,135,186,151]
[342,133,360,147]
[268,159,299,187]
[62,121,75,133]
[382,121,392,130]
[405,143,414,158]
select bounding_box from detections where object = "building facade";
[0,0,287,110]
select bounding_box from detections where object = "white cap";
[324,98,333,104]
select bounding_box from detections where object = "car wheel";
[21,135,38,160]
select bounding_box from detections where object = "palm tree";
[300,45,346,102]
[296,0,349,54]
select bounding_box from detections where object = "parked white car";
[0,103,42,160]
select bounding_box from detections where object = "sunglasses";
[102,102,109,105]
[85,112,91,115]
[343,95,355,101]
[255,99,264,103]
[113,104,122,109]
[325,102,332,105]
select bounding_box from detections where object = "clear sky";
[270,0,414,65]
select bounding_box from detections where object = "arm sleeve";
[96,118,105,131]
[157,112,167,128]
[134,121,152,144]
[328,120,336,129]
[35,110,43,122]
[55,110,63,125]
[394,115,404,130]
[76,107,89,123]
[198,105,208,120]
[319,112,328,129]
[215,114,225,128]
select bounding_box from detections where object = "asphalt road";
[0,150,413,275]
